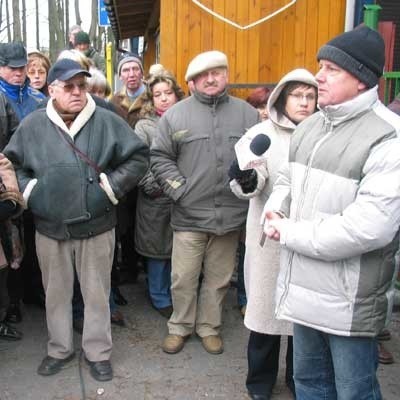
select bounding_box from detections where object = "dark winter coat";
[134,116,172,259]
[4,94,149,240]
[0,93,19,151]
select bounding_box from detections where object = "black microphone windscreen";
[249,134,271,156]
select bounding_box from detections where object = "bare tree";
[65,0,69,47]
[74,0,81,26]
[48,0,63,62]
[22,0,26,46]
[35,0,40,49]
[0,0,3,32]
[89,0,102,51]
[88,0,98,41]
[57,0,65,49]
[5,0,11,41]
[12,0,21,41]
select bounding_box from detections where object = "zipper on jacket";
[19,87,23,104]
[276,115,334,316]
[296,115,333,221]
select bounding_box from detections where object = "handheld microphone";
[250,134,271,155]
[235,133,271,170]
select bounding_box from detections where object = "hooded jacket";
[265,86,400,337]
[231,69,317,335]
[151,89,259,235]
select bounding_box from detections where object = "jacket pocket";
[29,165,84,222]
[86,179,113,219]
[178,134,210,176]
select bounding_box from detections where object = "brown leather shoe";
[201,335,223,354]
[162,334,189,354]
[378,342,394,364]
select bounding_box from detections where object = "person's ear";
[48,85,56,99]
[358,81,367,91]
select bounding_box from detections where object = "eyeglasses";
[288,93,316,102]
[55,81,88,92]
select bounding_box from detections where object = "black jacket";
[5,95,149,240]
[0,93,19,151]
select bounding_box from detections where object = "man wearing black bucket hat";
[4,58,149,382]
[262,26,400,399]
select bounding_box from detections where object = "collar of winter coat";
[0,77,29,102]
[46,93,96,139]
[192,88,229,106]
[318,86,379,126]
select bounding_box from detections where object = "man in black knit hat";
[262,26,400,399]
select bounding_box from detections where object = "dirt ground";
[0,273,399,400]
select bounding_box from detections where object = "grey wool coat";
[230,68,317,335]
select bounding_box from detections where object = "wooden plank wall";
[158,0,346,97]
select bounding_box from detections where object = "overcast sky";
[1,0,92,51]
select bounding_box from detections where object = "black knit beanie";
[317,26,385,88]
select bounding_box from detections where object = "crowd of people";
[0,23,399,400]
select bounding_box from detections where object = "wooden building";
[105,0,348,96]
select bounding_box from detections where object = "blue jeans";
[294,324,382,400]
[146,258,172,309]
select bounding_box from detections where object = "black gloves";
[228,159,257,193]
[228,159,253,180]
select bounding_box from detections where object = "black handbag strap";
[54,125,102,176]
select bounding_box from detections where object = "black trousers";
[246,330,294,396]
[7,211,43,304]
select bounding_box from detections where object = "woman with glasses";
[230,69,317,400]
[27,51,51,96]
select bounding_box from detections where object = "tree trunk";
[74,0,81,26]
[65,0,69,48]
[21,0,26,46]
[5,0,11,42]
[48,0,58,62]
[89,0,98,44]
[35,0,40,50]
[0,0,3,33]
[12,0,21,41]
[57,0,65,50]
